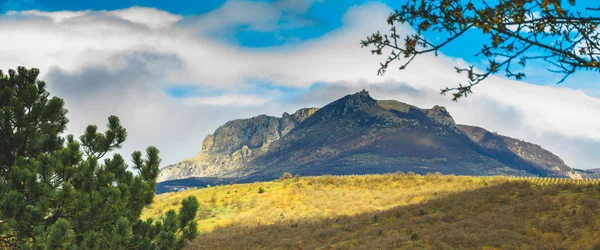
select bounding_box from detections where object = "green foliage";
[361,0,600,100]
[410,232,420,241]
[258,187,265,193]
[0,67,198,249]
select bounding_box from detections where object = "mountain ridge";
[157,90,582,184]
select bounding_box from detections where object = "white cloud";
[106,7,182,29]
[12,7,182,29]
[0,2,599,169]
[11,10,89,22]
[184,94,270,106]
[185,0,281,32]
[179,0,320,36]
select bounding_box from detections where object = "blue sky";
[0,0,599,169]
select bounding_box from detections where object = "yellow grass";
[142,174,600,249]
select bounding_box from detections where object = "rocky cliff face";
[158,90,577,183]
[202,107,319,154]
[157,108,318,182]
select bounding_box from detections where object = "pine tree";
[0,67,198,249]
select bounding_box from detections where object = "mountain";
[584,168,600,173]
[157,90,581,184]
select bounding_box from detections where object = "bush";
[280,172,293,181]
[411,232,420,241]
[258,187,265,193]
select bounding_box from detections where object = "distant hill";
[586,168,600,173]
[157,90,583,186]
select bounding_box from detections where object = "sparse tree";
[0,67,198,249]
[361,0,600,100]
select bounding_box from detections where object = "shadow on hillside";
[188,181,600,250]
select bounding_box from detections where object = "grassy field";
[143,174,600,249]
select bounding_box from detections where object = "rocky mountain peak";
[342,89,377,110]
[305,90,377,122]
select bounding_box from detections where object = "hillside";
[158,90,580,186]
[143,174,600,249]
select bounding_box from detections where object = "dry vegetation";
[143,174,600,249]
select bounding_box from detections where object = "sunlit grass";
[143,174,600,249]
[144,174,494,231]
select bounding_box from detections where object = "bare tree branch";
[361,0,600,100]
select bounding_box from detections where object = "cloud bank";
[1,1,598,169]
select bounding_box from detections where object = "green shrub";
[410,232,420,241]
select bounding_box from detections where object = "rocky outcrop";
[201,134,215,151]
[203,107,319,154]
[157,107,319,182]
[158,90,576,184]
[426,105,456,127]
